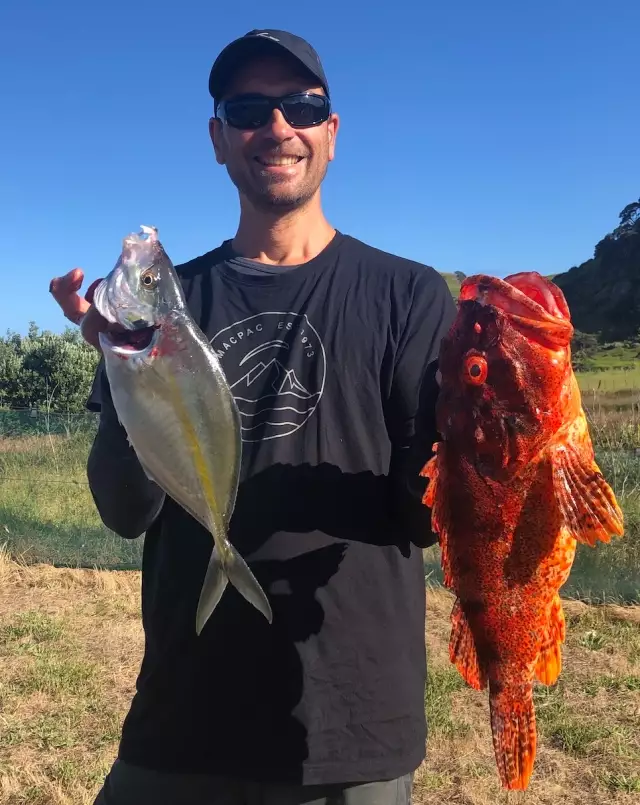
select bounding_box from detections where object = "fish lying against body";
[421,271,624,790]
[93,225,272,635]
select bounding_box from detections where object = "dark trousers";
[92,760,414,805]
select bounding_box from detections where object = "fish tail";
[489,685,537,791]
[195,539,273,635]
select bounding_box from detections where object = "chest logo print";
[211,312,326,442]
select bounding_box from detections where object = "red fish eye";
[464,355,488,386]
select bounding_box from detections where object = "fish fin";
[224,542,273,625]
[489,688,537,791]
[420,445,454,588]
[449,599,487,690]
[551,420,624,546]
[534,593,565,686]
[195,541,273,635]
[195,545,229,635]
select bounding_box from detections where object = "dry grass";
[415,585,640,804]
[1,550,639,804]
[0,548,142,805]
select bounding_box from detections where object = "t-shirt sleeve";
[85,356,166,539]
[86,358,105,412]
[386,269,456,548]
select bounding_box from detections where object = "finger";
[49,268,90,325]
[49,267,84,297]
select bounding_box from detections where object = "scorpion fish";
[420,271,624,790]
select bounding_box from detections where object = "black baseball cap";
[208,29,330,109]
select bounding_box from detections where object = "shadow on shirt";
[129,459,430,781]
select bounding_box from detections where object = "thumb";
[49,268,90,325]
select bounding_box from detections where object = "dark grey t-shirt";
[86,231,456,786]
[227,254,301,276]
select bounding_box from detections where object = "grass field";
[0,429,143,570]
[1,377,640,803]
[0,550,638,805]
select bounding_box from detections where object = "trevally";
[93,225,272,634]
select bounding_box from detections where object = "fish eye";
[141,269,157,289]
[463,354,488,386]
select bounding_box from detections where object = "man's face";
[209,53,339,211]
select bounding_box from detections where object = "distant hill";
[440,272,463,299]
[552,197,640,341]
[441,198,640,344]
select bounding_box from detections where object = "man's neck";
[231,197,336,265]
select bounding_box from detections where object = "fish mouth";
[100,325,160,356]
[93,273,159,356]
[460,272,573,349]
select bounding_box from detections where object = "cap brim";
[209,37,325,101]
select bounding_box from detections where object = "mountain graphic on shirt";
[230,359,319,416]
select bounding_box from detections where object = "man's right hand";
[49,269,109,351]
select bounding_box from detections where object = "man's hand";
[49,269,110,351]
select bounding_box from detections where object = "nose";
[262,107,295,142]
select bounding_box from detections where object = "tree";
[0,325,100,412]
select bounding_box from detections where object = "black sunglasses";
[216,92,331,130]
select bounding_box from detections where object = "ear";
[209,117,226,165]
[327,112,339,162]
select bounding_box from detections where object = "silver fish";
[93,225,273,634]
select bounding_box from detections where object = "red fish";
[421,271,624,790]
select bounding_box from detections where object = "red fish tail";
[489,684,537,791]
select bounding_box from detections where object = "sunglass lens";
[282,95,329,127]
[224,98,271,129]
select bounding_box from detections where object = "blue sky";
[1,0,638,335]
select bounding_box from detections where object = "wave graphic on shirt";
[231,359,321,419]
[210,311,326,441]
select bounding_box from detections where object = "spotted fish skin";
[421,272,624,791]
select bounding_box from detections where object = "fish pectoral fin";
[195,541,273,636]
[420,444,454,587]
[419,445,439,508]
[449,599,487,690]
[490,687,537,791]
[534,593,565,686]
[551,437,624,547]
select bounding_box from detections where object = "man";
[50,29,456,805]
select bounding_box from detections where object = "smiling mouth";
[103,326,159,354]
[255,155,304,167]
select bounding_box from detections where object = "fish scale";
[421,271,624,791]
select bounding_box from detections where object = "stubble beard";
[228,156,329,213]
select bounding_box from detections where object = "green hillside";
[440,272,462,299]
[552,197,640,341]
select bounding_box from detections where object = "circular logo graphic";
[210,312,326,442]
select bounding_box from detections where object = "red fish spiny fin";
[420,445,454,587]
[490,687,537,791]
[551,414,624,547]
[535,593,565,686]
[449,599,487,690]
